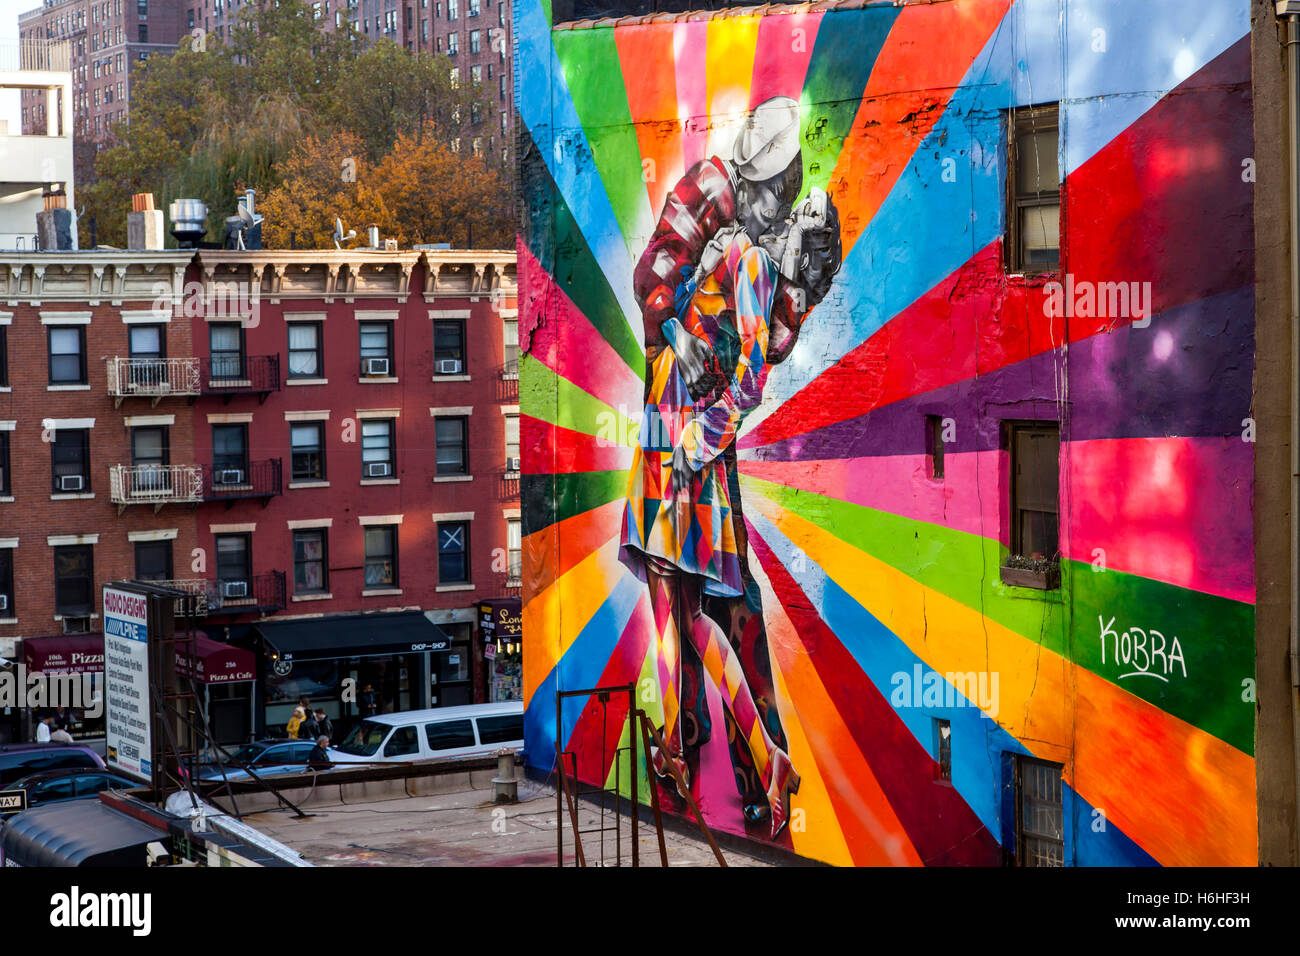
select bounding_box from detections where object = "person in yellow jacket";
[286,706,305,739]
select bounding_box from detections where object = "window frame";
[50,428,91,493]
[0,548,13,616]
[433,320,466,374]
[434,416,469,476]
[1000,420,1061,590]
[1014,754,1065,867]
[290,421,326,481]
[211,423,249,475]
[1006,103,1061,275]
[287,321,323,379]
[358,321,394,377]
[437,521,470,584]
[292,528,329,595]
[48,325,87,385]
[134,539,174,582]
[360,418,396,478]
[0,432,9,497]
[209,322,246,381]
[53,544,94,617]
[214,533,251,586]
[363,524,398,589]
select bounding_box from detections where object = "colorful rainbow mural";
[517,0,1257,866]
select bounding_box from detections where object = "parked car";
[0,743,106,788]
[196,738,324,781]
[6,768,139,809]
[329,702,524,766]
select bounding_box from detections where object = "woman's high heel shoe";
[650,745,691,800]
[765,748,800,840]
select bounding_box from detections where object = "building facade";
[516,0,1291,866]
[1,39,74,250]
[0,244,520,746]
[17,0,187,142]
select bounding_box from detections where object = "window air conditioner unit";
[222,580,249,599]
[506,457,521,472]
[364,357,390,376]
[0,594,7,611]
[217,469,245,485]
[62,616,91,634]
[59,474,85,492]
[366,462,392,478]
[437,358,462,375]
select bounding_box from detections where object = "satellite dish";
[332,217,357,250]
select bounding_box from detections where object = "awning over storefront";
[21,634,105,675]
[253,611,452,663]
[177,635,256,684]
[0,798,166,867]
[478,598,522,639]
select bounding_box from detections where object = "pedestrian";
[297,696,312,718]
[314,709,333,742]
[50,722,74,744]
[307,735,331,771]
[286,706,305,739]
[360,684,378,719]
[298,708,319,740]
[34,714,53,743]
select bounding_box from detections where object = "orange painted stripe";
[614,21,687,224]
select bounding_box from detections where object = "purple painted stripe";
[744,286,1254,462]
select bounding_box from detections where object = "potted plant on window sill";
[999,554,1061,590]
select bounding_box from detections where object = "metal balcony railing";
[202,458,283,502]
[202,355,281,401]
[0,39,71,72]
[109,464,204,507]
[157,572,287,616]
[108,357,201,402]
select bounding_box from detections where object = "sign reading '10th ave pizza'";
[103,586,152,782]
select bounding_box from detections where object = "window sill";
[208,379,251,388]
[48,384,90,391]
[434,474,473,483]
[360,478,400,486]
[0,496,12,503]
[51,492,95,500]
[998,563,1061,591]
[286,377,329,386]
[291,592,334,602]
[358,376,399,384]
[362,588,403,596]
[53,614,99,621]
[436,583,474,592]
[432,375,471,383]
[0,618,16,625]
[288,480,330,489]
[0,387,10,393]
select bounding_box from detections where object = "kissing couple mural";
[618,96,843,839]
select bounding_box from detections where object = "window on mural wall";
[1007,103,1060,274]
[1015,755,1064,867]
[1001,421,1061,591]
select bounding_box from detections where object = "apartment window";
[504,414,519,470]
[469,29,479,53]
[48,326,87,384]
[187,8,194,27]
[436,36,441,52]
[290,422,325,481]
[438,522,469,583]
[361,419,395,478]
[0,433,9,496]
[926,414,945,480]
[1015,755,1064,867]
[421,19,427,40]
[507,518,521,583]
[128,324,165,386]
[138,24,147,41]
[1002,422,1060,589]
[364,525,398,587]
[468,0,478,15]
[435,417,468,476]
[54,545,94,616]
[433,321,465,375]
[448,0,457,19]
[132,426,169,492]
[471,64,481,84]
[359,322,393,377]
[215,534,251,588]
[212,424,249,477]
[498,2,503,25]
[447,31,457,54]
[934,718,951,782]
[134,540,173,581]
[0,549,12,617]
[0,326,7,387]
[288,322,322,378]
[503,316,518,376]
[209,323,245,379]
[499,75,505,101]
[51,429,91,493]
[293,529,329,593]
[1007,104,1060,273]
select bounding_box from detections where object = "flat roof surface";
[240,776,773,867]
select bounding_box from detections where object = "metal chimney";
[367,224,380,248]
[169,199,209,248]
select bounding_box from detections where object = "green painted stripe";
[741,474,1254,755]
[523,470,627,534]
[799,7,900,194]
[552,27,653,256]
[520,128,645,376]
[521,354,638,443]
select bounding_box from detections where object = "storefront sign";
[102,586,152,782]
[479,599,522,639]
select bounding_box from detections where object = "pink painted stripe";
[675,19,710,172]
[748,12,824,108]
[738,451,1006,545]
[518,242,643,407]
[1066,436,1254,604]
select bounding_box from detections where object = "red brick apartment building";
[0,245,521,745]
